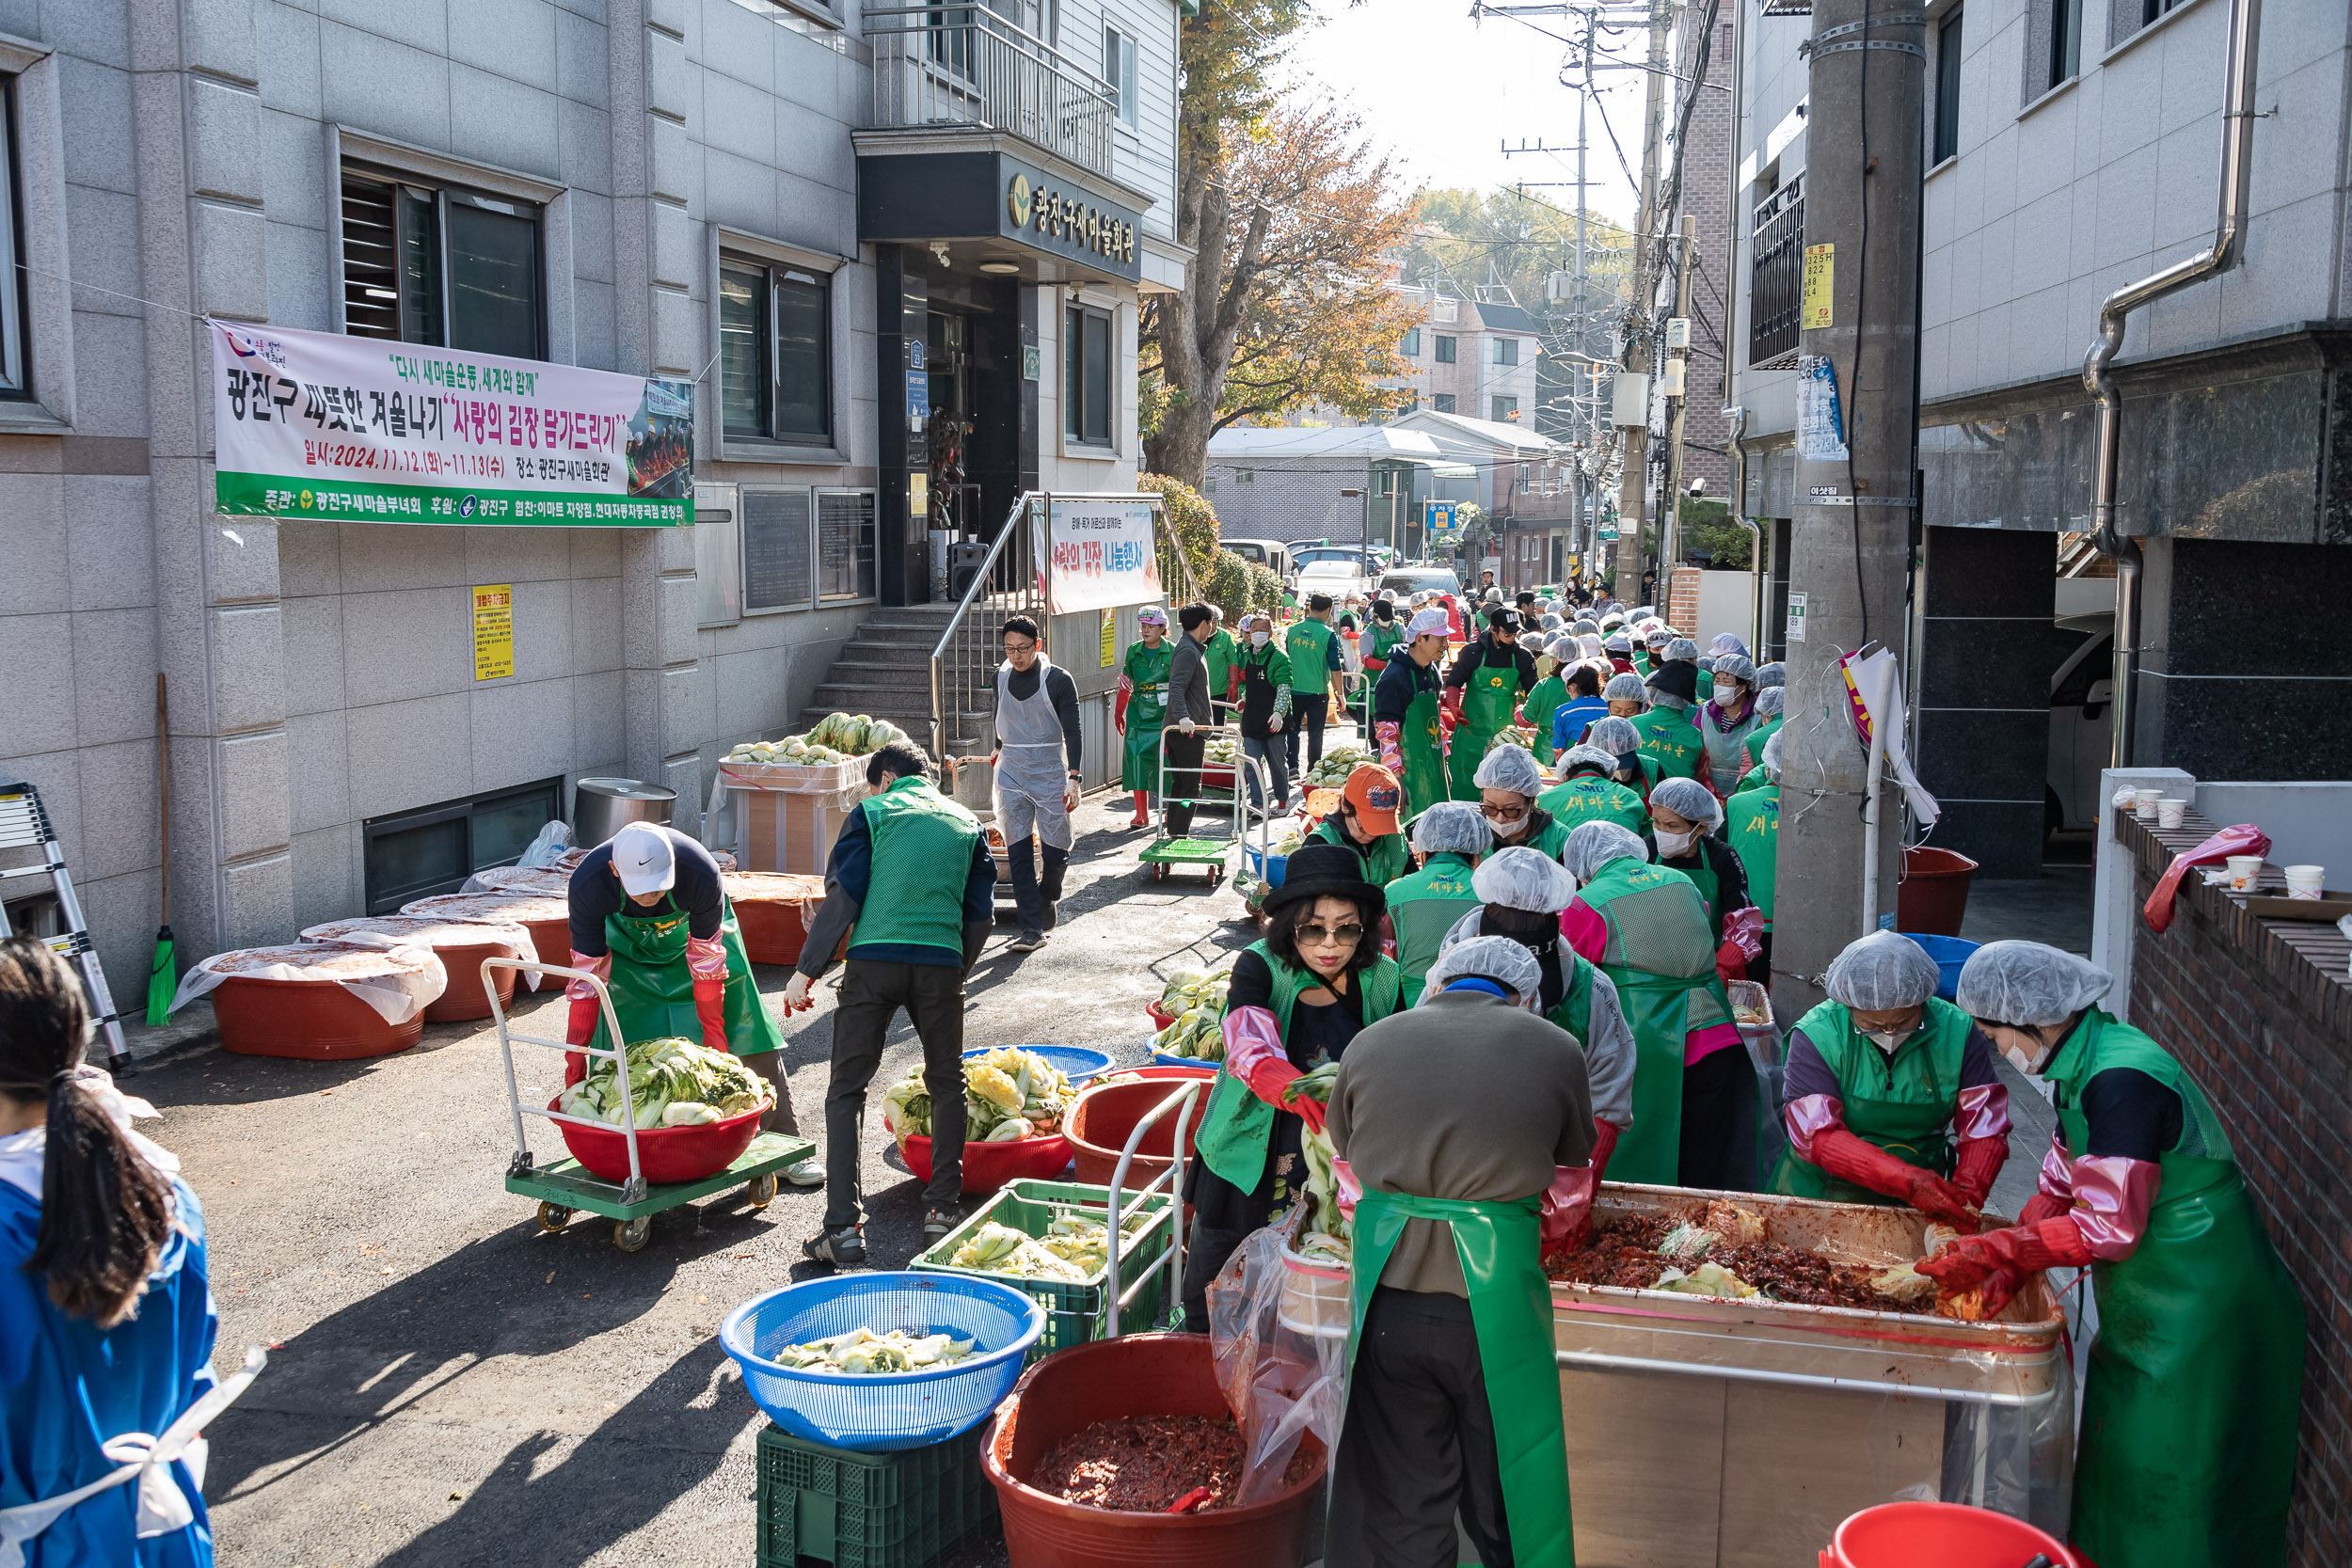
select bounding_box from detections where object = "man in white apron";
[991,615,1082,952]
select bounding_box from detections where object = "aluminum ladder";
[0,775,129,1062]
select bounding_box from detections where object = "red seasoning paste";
[1035,1414,1312,1513]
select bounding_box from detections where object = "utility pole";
[1658,214,1696,578]
[1612,0,1670,598]
[1769,0,1928,1022]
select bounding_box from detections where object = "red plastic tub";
[1896,847,1980,937]
[1146,1000,1177,1031]
[983,1333,1327,1568]
[299,916,521,1023]
[724,873,833,966]
[1821,1500,2077,1567]
[549,1094,767,1184]
[1066,1080,1204,1189]
[899,1131,1073,1196]
[212,976,423,1060]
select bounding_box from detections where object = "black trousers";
[1677,1039,1760,1192]
[1162,730,1207,836]
[1006,837,1068,937]
[1178,1217,1258,1334]
[1327,1288,1515,1568]
[1284,695,1328,775]
[823,958,966,1227]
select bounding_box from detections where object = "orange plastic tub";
[550,1093,767,1184]
[1066,1080,1203,1189]
[212,976,423,1060]
[1896,847,1980,937]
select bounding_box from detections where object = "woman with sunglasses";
[1180,843,1403,1330]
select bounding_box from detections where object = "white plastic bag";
[516,819,572,867]
[1207,1207,1351,1508]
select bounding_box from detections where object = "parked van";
[1221,538,1293,580]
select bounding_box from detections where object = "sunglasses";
[1295,921,1365,946]
[1479,802,1530,822]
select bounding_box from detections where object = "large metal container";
[1550,1183,2069,1568]
[572,777,675,847]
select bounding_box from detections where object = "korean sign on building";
[1044,498,1161,615]
[211,321,693,527]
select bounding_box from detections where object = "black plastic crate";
[755,1422,997,1568]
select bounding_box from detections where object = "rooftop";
[1205,425,1447,462]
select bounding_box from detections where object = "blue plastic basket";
[961,1045,1114,1085]
[1902,933,1981,1001]
[1241,845,1290,888]
[1149,1053,1221,1073]
[721,1274,1045,1452]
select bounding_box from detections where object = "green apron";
[1537,776,1650,838]
[1731,765,1768,795]
[1768,998,1969,1204]
[590,893,783,1060]
[1520,674,1567,764]
[1196,945,1402,1191]
[1448,657,1524,802]
[1660,848,1722,942]
[1310,816,1410,887]
[1120,639,1173,792]
[1205,628,1240,705]
[1579,858,1733,1186]
[1343,1189,1574,1568]
[1724,786,1778,929]
[1400,681,1450,822]
[2047,1012,2304,1568]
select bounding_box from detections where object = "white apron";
[993,656,1075,851]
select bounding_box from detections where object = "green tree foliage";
[1677,498,1752,569]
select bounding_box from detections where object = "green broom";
[145,673,176,1026]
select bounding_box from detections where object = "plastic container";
[755,1421,996,1568]
[1894,846,1979,937]
[1144,1000,1176,1031]
[212,975,423,1060]
[1724,978,1779,1071]
[724,872,831,966]
[299,918,521,1024]
[2157,797,2188,829]
[964,1046,1114,1087]
[2285,864,2326,900]
[1240,845,1290,889]
[912,1180,1175,1357]
[550,1093,768,1185]
[899,1132,1074,1196]
[982,1333,1327,1568]
[1146,1053,1220,1074]
[1276,1243,1349,1338]
[2227,854,2265,891]
[1065,1080,1204,1189]
[723,1274,1044,1452]
[1820,1499,2077,1567]
[1900,933,1980,1002]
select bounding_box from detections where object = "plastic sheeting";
[299,913,544,992]
[167,942,447,1025]
[1207,1208,1349,1510]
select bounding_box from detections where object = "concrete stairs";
[794,604,995,754]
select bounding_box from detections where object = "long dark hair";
[0,938,173,1326]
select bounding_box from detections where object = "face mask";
[1995,1028,2054,1076]
[1654,826,1698,856]
[1863,1028,1910,1053]
[1249,630,1270,648]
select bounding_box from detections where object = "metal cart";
[1137,723,1278,886]
[483,958,815,1252]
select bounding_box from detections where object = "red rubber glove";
[1810,1127,1975,1223]
[1917,1217,2093,1297]
[1549,1120,1621,1253]
[1236,1053,1325,1133]
[1588,1117,1622,1186]
[2016,1190,2071,1227]
[562,951,611,1086]
[1713,936,1747,984]
[1276,1077,1328,1136]
[1440,688,1464,725]
[1114,686,1130,735]
[1951,1134,2008,1211]
[685,933,730,1056]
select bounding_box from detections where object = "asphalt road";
[158,793,1258,1568]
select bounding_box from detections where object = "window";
[1491,396,1518,422]
[1517,464,1530,493]
[1933,10,1963,165]
[1433,335,1457,364]
[1235,467,1254,483]
[1492,338,1518,366]
[0,79,27,397]
[2141,0,2191,22]
[720,255,832,444]
[2045,0,2079,89]
[1749,174,1804,365]
[1432,393,1456,414]
[1103,27,1138,127]
[342,164,543,358]
[362,777,564,912]
[1401,327,1422,356]
[1065,303,1113,446]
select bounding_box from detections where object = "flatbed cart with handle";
[482,958,815,1252]
[1138,723,1274,885]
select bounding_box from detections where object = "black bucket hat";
[1263,842,1388,925]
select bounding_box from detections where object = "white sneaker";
[782,1157,826,1188]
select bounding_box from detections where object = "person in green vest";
[1179,844,1404,1329]
[1202,605,1242,713]
[1644,776,1753,945]
[1769,932,2010,1223]
[1633,656,1708,783]
[1538,743,1651,837]
[1282,594,1344,780]
[1587,714,1664,801]
[1516,636,1570,765]
[1357,596,1405,730]
[1305,763,1411,886]
[1471,743,1570,862]
[1560,821,1749,1190]
[1441,608,1537,803]
[784,741,997,1265]
[1372,607,1454,820]
[1235,611,1295,814]
[1382,801,1491,1005]
[1324,934,1591,1568]
[1742,686,1784,772]
[1114,606,1174,829]
[1921,942,2305,1568]
[1723,731,1782,972]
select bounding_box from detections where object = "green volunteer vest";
[1309,816,1410,887]
[1743,715,1783,768]
[2043,1011,2304,1568]
[849,775,982,959]
[1448,652,1526,802]
[1630,706,1706,781]
[1384,852,1482,1005]
[1549,951,1597,1044]
[1365,622,1406,665]
[1769,998,1972,1204]
[1536,775,1649,837]
[1197,942,1402,1190]
[1520,674,1567,763]
[1285,618,1337,696]
[1724,785,1779,929]
[1732,764,1768,795]
[1204,628,1239,696]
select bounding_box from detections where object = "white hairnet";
[1423,934,1542,1002]
[1586,716,1641,754]
[1563,821,1646,882]
[1410,800,1493,855]
[1662,638,1696,662]
[1762,728,1784,782]
[1604,632,1631,654]
[1579,634,1605,659]
[1646,775,1723,831]
[1711,633,1751,658]
[1824,931,1944,1011]
[1645,627,1672,647]
[1540,613,1563,631]
[1602,673,1647,703]
[1473,744,1546,798]
[1572,619,1599,636]
[1713,654,1757,687]
[1754,687,1786,718]
[1599,611,1625,631]
[1756,662,1786,688]
[1954,941,2113,1027]
[1697,656,1716,673]
[1406,607,1451,639]
[1472,846,1580,912]
[1560,743,1621,775]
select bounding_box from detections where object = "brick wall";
[2119,807,2352,1568]
[1674,4,1732,500]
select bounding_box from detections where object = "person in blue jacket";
[0,936,227,1566]
[1549,661,1611,757]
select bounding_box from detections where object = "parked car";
[1295,560,1375,602]
[1221,538,1293,581]
[2048,611,2115,832]
[1377,566,1463,602]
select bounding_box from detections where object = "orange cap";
[1343,763,1404,836]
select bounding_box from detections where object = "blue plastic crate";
[1901,932,1980,1001]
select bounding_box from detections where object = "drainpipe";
[2083,0,2262,768]
[1724,404,1762,648]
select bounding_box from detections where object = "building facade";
[1202,424,1450,555]
[0,0,1184,1003]
[1391,407,1581,587]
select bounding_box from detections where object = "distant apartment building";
[1279,283,1546,428]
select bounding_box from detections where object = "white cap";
[611,822,677,896]
[1407,607,1452,639]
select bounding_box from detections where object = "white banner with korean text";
[1043,497,1162,615]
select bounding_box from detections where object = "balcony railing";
[1749,174,1804,367]
[867,4,1117,180]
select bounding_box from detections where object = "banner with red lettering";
[1044,497,1162,614]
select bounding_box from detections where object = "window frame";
[1432,392,1456,414]
[339,160,548,360]
[1433,335,1457,364]
[1103,25,1138,128]
[0,76,30,401]
[1400,327,1422,357]
[714,253,833,447]
[1933,10,1963,166]
[709,229,851,464]
[1064,300,1116,451]
[2048,0,2080,89]
[1491,395,1519,423]
[1492,337,1518,366]
[361,776,566,914]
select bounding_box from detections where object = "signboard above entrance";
[1044,497,1162,615]
[856,148,1146,285]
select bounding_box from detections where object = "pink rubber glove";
[1540,1164,1597,1247]
[1331,1157,1362,1218]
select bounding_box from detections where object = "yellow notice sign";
[1100,608,1116,668]
[1802,243,1835,330]
[472,583,514,680]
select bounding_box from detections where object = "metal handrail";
[930,490,1043,764]
[866,1,1118,177]
[864,3,1116,97]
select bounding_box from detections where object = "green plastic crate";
[909,1179,1175,1358]
[755,1423,995,1568]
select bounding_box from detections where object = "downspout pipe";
[2083,0,2262,768]
[1724,404,1762,648]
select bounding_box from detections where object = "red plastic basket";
[1146,1000,1177,1031]
[900,1131,1073,1196]
[549,1093,767,1184]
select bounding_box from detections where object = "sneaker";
[1008,931,1047,953]
[803,1224,866,1268]
[1043,901,1060,931]
[782,1157,825,1188]
[923,1206,962,1243]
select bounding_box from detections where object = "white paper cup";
[2133,788,2163,820]
[2284,864,2325,901]
[2226,855,2264,892]
[2157,798,2188,829]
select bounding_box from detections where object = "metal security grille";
[1749,174,1805,369]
